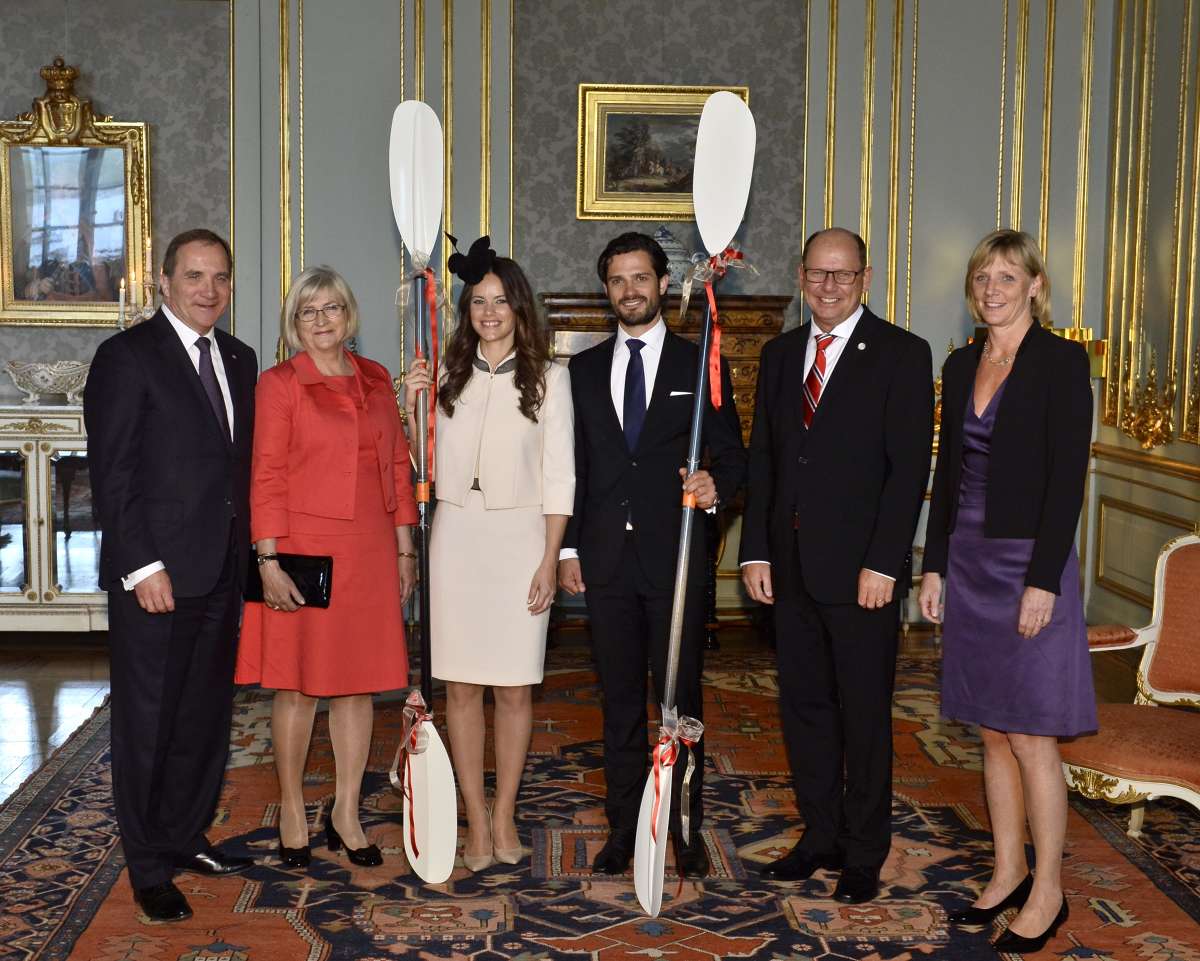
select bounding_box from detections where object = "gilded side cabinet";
[0,406,107,630]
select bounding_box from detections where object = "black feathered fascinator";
[446,234,497,285]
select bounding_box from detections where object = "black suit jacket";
[739,308,934,604]
[923,322,1092,594]
[563,327,746,589]
[85,310,257,596]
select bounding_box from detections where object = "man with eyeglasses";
[740,227,933,903]
[85,229,257,922]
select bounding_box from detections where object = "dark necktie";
[195,337,232,440]
[623,338,646,451]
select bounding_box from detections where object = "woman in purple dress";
[919,230,1095,955]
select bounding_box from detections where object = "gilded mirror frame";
[0,58,151,327]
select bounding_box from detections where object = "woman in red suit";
[236,265,418,869]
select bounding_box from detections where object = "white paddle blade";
[692,91,756,256]
[402,721,458,883]
[389,101,444,264]
[633,765,673,917]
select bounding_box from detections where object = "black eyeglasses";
[802,267,864,285]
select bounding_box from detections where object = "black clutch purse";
[244,553,334,608]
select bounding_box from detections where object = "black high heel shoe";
[325,817,383,867]
[992,897,1069,954]
[948,873,1033,925]
[277,833,312,869]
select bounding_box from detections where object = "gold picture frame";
[576,83,750,221]
[0,58,152,327]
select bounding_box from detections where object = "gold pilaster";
[1071,0,1095,330]
[996,0,1009,227]
[480,0,492,237]
[298,0,305,270]
[904,0,919,330]
[1010,0,1029,228]
[441,0,454,287]
[1168,0,1195,378]
[885,0,904,324]
[859,0,876,259]
[1037,0,1055,254]
[824,0,838,228]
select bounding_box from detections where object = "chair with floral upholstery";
[1060,532,1200,838]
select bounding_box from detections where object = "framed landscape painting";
[576,84,750,221]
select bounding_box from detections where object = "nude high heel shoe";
[462,805,495,872]
[492,807,524,865]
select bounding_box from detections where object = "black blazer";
[923,321,1092,594]
[85,310,257,596]
[563,328,746,589]
[739,308,934,604]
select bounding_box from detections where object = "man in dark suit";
[740,227,932,903]
[85,229,257,922]
[558,232,745,878]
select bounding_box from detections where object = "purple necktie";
[195,337,231,440]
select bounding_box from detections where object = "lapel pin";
[856,342,866,350]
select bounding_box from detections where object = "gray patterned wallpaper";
[513,0,804,314]
[0,0,230,403]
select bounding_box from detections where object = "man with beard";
[558,231,745,877]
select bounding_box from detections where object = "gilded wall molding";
[996,0,1009,227]
[1095,493,1193,608]
[1009,0,1029,228]
[903,0,918,330]
[884,0,904,323]
[859,0,876,254]
[480,0,492,236]
[1071,0,1095,330]
[824,0,838,227]
[1037,0,1055,251]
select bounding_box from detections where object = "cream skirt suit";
[429,353,574,685]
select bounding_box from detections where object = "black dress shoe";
[992,897,1069,954]
[325,819,382,867]
[760,845,841,881]
[174,847,254,876]
[134,881,193,923]
[834,866,882,903]
[592,829,636,875]
[673,835,710,878]
[277,836,312,869]
[948,873,1033,925]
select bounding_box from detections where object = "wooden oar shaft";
[662,301,714,713]
[413,271,434,707]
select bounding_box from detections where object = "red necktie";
[802,333,835,428]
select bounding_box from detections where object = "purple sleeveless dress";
[939,380,1097,737]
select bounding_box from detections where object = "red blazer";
[250,350,418,541]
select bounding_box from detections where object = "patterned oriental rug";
[3,646,1199,961]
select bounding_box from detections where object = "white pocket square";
[670,390,693,396]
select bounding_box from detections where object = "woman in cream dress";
[406,243,573,871]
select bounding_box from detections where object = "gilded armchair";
[1060,532,1200,837]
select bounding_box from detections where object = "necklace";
[982,340,1014,367]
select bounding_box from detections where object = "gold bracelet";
[398,551,417,559]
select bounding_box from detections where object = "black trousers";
[107,538,240,888]
[584,534,706,837]
[772,550,900,870]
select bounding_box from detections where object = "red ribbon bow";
[415,267,439,499]
[703,246,742,410]
[390,690,433,859]
[649,729,679,843]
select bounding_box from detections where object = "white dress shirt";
[122,307,235,590]
[559,317,667,561]
[740,305,893,582]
